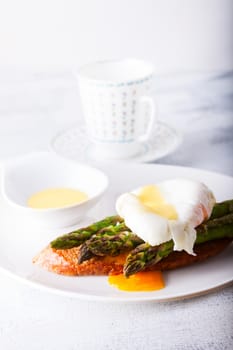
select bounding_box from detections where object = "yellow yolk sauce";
[27,188,88,209]
[137,185,178,220]
[108,271,165,292]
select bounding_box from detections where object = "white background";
[0,0,232,74]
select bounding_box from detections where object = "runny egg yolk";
[27,188,88,209]
[137,185,178,220]
[108,271,165,292]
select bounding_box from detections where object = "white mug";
[78,58,156,159]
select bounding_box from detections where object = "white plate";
[0,163,232,302]
[51,122,182,163]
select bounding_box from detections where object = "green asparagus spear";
[201,213,233,229]
[97,222,129,235]
[87,232,143,256]
[210,200,233,219]
[50,216,123,249]
[124,222,233,277]
[78,243,95,263]
[123,242,168,277]
[78,214,233,264]
[78,222,132,263]
[78,233,144,264]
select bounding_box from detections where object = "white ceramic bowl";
[1,152,108,228]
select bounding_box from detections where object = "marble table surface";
[0,70,232,350]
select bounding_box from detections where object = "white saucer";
[51,122,182,163]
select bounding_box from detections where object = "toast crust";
[33,239,232,276]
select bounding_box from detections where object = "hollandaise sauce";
[137,185,178,220]
[108,271,165,292]
[27,188,88,209]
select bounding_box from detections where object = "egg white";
[116,179,216,255]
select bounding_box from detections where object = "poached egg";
[116,179,216,255]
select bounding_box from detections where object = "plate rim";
[0,262,232,303]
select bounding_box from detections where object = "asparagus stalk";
[86,232,143,256]
[78,213,233,264]
[123,242,167,277]
[124,222,233,277]
[78,232,144,263]
[210,200,233,219]
[77,243,95,263]
[78,222,132,263]
[50,216,123,249]
[201,213,233,229]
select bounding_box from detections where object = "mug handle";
[138,96,156,142]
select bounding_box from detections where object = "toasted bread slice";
[33,238,232,276]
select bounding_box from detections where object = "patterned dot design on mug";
[90,83,152,142]
[115,89,138,140]
[121,93,127,136]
